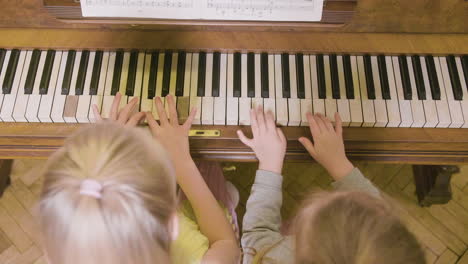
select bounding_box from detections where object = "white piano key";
[225,53,238,125]
[252,53,263,109]
[128,52,145,103]
[26,50,47,123]
[202,53,214,125]
[406,56,426,128]
[300,54,313,126]
[38,51,63,123]
[431,56,451,128]
[176,52,192,121]
[349,55,363,127]
[310,55,325,115]
[51,51,71,123]
[13,51,33,123]
[0,50,12,119]
[371,56,388,127]
[438,56,464,128]
[455,56,468,128]
[117,51,130,110]
[1,51,27,122]
[391,56,413,127]
[324,55,337,121]
[190,53,202,124]
[165,52,178,114]
[141,53,153,116]
[63,51,82,123]
[337,55,351,127]
[384,56,401,127]
[214,53,227,125]
[151,52,166,120]
[101,52,116,119]
[357,56,376,127]
[88,52,109,123]
[288,54,301,126]
[76,51,95,123]
[263,54,276,119]
[275,54,288,126]
[239,53,251,125]
[419,56,439,128]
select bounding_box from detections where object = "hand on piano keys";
[0,49,466,128]
[237,106,286,174]
[92,92,145,126]
[299,112,354,181]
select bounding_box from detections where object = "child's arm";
[299,113,380,196]
[146,95,240,264]
[92,92,146,125]
[237,108,288,255]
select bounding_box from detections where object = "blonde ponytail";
[38,123,177,264]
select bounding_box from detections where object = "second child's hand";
[237,107,287,174]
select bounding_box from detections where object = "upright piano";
[0,0,467,205]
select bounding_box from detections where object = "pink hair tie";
[79,179,103,199]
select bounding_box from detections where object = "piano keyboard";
[0,49,467,128]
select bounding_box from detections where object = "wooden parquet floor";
[0,160,467,264]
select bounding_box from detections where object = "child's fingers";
[145,112,160,130]
[276,127,286,144]
[118,97,138,124]
[319,114,334,132]
[250,109,259,136]
[255,106,266,133]
[265,111,276,131]
[110,92,122,121]
[334,112,343,135]
[183,107,197,130]
[154,97,169,125]
[126,112,146,127]
[307,112,321,136]
[237,130,253,148]
[92,104,103,123]
[167,95,179,125]
[299,137,317,158]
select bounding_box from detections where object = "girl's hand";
[237,107,286,174]
[299,112,354,181]
[146,95,197,163]
[92,92,145,126]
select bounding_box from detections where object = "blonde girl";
[38,93,240,264]
[238,108,425,264]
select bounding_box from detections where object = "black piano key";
[281,53,291,98]
[316,54,326,99]
[197,52,206,97]
[62,50,76,95]
[75,50,90,96]
[126,50,138,96]
[175,51,186,96]
[329,54,340,99]
[148,52,159,99]
[247,52,255,98]
[89,51,103,96]
[296,53,305,99]
[462,55,468,92]
[2,49,20,94]
[446,55,463,100]
[111,50,124,95]
[260,53,269,98]
[411,55,426,100]
[0,49,6,75]
[342,55,354,99]
[39,50,56,95]
[377,55,391,100]
[162,51,172,97]
[425,56,441,100]
[233,52,241,97]
[398,55,412,100]
[363,55,376,100]
[212,52,221,97]
[24,49,41,94]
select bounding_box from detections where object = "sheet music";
[81,0,323,22]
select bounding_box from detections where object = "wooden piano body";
[0,0,467,205]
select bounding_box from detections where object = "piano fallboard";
[0,123,467,164]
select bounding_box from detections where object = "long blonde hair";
[294,191,425,264]
[38,123,177,264]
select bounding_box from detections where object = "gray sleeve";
[331,167,381,197]
[241,170,285,258]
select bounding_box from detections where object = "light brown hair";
[38,123,177,264]
[294,191,426,264]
